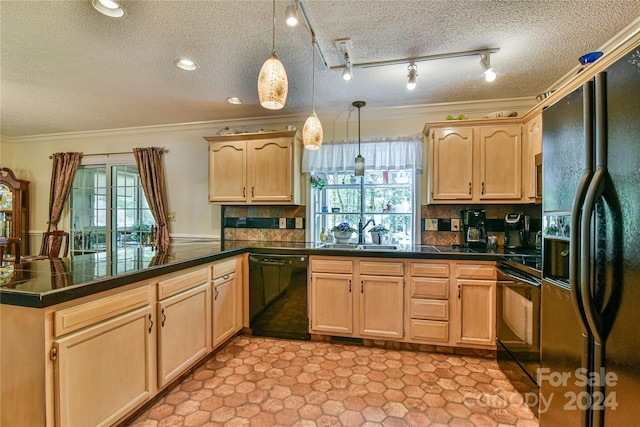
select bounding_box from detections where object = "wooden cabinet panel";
[309,272,353,334]
[478,125,522,200]
[409,262,449,278]
[359,275,404,339]
[410,319,449,342]
[359,260,404,276]
[157,283,211,387]
[430,128,474,200]
[208,141,247,203]
[456,263,496,280]
[411,299,448,320]
[213,273,238,347]
[157,268,209,300]
[410,277,449,299]
[248,138,293,203]
[54,306,154,427]
[454,279,496,346]
[310,258,354,274]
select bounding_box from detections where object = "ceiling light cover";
[174,58,198,71]
[226,97,243,105]
[258,0,288,110]
[407,62,417,90]
[285,3,298,26]
[91,0,125,18]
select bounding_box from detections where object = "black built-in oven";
[497,260,541,416]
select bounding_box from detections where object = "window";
[311,169,416,245]
[70,163,154,256]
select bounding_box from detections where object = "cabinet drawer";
[455,263,496,280]
[410,319,449,342]
[212,258,237,279]
[157,268,209,300]
[359,261,404,276]
[410,262,449,278]
[54,286,151,337]
[311,258,353,274]
[410,277,449,299]
[411,299,449,320]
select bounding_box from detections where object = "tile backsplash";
[420,204,542,246]
[222,206,306,242]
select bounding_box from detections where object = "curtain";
[133,147,170,252]
[301,136,423,173]
[48,152,81,232]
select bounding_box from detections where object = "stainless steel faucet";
[358,219,376,244]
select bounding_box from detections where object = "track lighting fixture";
[407,61,417,90]
[335,39,354,81]
[342,56,353,81]
[480,53,497,82]
[258,0,288,110]
[285,1,298,27]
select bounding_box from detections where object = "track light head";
[285,2,298,26]
[407,61,417,90]
[480,54,497,82]
[342,60,353,81]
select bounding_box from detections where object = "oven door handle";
[497,266,541,287]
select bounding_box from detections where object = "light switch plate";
[295,218,303,229]
[279,218,286,229]
[167,212,176,221]
[426,219,438,231]
[451,218,460,231]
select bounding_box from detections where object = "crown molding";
[6,97,536,144]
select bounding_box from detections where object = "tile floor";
[128,336,539,427]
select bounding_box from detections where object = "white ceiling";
[1,0,639,138]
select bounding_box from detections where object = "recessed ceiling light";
[226,97,244,105]
[174,58,198,71]
[91,0,126,18]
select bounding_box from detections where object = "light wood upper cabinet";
[204,130,302,205]
[478,125,522,200]
[427,118,527,204]
[430,128,474,201]
[523,113,543,202]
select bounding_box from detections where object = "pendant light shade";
[258,0,288,110]
[353,101,366,176]
[304,36,323,150]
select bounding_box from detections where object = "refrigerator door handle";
[569,79,595,337]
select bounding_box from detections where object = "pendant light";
[258,0,288,110]
[303,35,323,150]
[353,101,366,176]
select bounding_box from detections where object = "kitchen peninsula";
[1,240,538,427]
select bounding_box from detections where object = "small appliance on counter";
[504,213,529,249]
[461,209,487,248]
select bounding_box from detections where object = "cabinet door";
[54,306,154,427]
[248,138,293,203]
[310,272,353,335]
[454,279,496,347]
[430,128,474,201]
[359,275,404,339]
[209,141,247,203]
[213,272,238,347]
[524,114,542,200]
[478,125,522,200]
[157,283,211,387]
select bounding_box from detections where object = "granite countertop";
[0,240,541,308]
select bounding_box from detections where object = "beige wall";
[0,97,535,250]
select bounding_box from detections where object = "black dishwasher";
[249,254,310,340]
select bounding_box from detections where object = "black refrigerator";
[541,46,640,426]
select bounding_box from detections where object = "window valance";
[301,136,423,173]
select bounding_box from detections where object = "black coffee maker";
[461,209,487,248]
[504,213,529,249]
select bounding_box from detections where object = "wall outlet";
[279,218,286,229]
[167,212,176,221]
[451,218,460,231]
[295,218,303,229]
[426,218,438,231]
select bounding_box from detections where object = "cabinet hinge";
[50,345,57,361]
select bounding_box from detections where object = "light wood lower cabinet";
[53,286,155,427]
[212,257,243,347]
[359,274,404,339]
[310,269,354,335]
[157,268,211,388]
[408,261,451,344]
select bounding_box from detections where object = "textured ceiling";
[1,0,639,138]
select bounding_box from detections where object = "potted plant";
[309,174,327,191]
[369,224,390,244]
[331,222,355,244]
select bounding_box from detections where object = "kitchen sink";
[320,243,359,249]
[318,243,399,251]
[356,244,399,250]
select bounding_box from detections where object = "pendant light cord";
[357,105,361,153]
[311,35,316,112]
[271,0,276,54]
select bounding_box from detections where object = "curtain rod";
[49,148,168,159]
